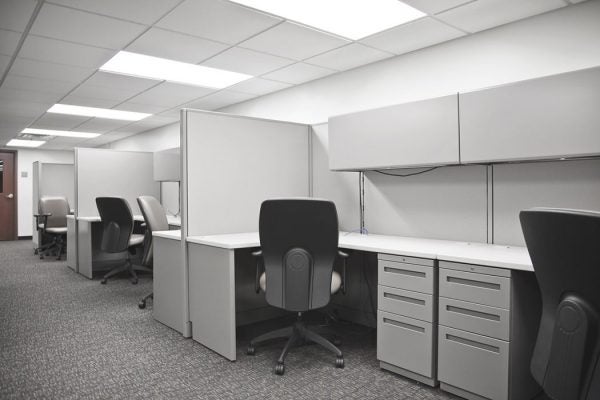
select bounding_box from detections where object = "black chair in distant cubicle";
[247,198,348,375]
[34,196,70,260]
[520,208,600,400]
[136,195,170,309]
[96,197,149,284]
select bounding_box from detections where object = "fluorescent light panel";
[229,0,425,40]
[47,104,150,121]
[100,51,252,89]
[7,139,45,147]
[22,128,100,139]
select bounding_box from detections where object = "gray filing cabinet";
[377,253,438,386]
[437,261,541,400]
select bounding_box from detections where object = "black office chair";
[247,198,348,375]
[96,197,149,284]
[520,208,600,400]
[137,195,169,309]
[34,196,70,260]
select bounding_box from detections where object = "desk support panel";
[188,243,236,361]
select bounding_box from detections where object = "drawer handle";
[383,318,425,333]
[446,334,500,354]
[446,305,500,321]
[384,267,426,278]
[384,292,426,306]
[447,276,500,290]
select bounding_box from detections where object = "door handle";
[6,193,14,199]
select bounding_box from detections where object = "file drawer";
[379,260,434,294]
[438,326,509,400]
[439,268,510,309]
[378,311,434,379]
[379,285,433,322]
[439,297,510,341]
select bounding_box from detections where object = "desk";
[185,232,538,400]
[67,214,181,278]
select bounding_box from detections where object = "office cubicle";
[68,148,160,277]
[153,147,180,217]
[31,162,74,249]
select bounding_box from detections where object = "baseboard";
[18,236,32,240]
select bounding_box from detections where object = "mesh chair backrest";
[137,196,169,266]
[39,196,69,228]
[96,197,134,253]
[259,198,339,312]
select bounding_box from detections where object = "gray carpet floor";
[0,240,458,400]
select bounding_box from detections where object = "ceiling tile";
[156,109,182,119]
[126,82,215,108]
[0,0,37,32]
[59,94,122,108]
[65,72,159,105]
[0,99,51,118]
[113,116,178,134]
[19,35,116,68]
[435,0,566,33]
[0,54,11,76]
[401,0,475,14]
[0,87,63,104]
[31,113,91,130]
[0,115,35,129]
[2,73,78,95]
[156,0,282,44]
[0,29,21,56]
[72,118,132,133]
[126,27,228,64]
[10,57,95,83]
[229,77,292,96]
[114,102,169,114]
[305,43,393,71]
[184,90,256,111]
[240,22,349,61]
[30,3,147,49]
[262,62,336,85]
[201,46,294,75]
[46,0,182,24]
[361,17,465,55]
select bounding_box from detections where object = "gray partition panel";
[311,124,360,232]
[493,159,600,246]
[364,165,488,242]
[76,148,159,217]
[41,163,75,207]
[185,111,310,236]
[153,147,180,181]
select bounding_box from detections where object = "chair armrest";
[34,213,52,231]
[338,250,349,294]
[252,249,263,293]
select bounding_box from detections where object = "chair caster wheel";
[246,345,255,355]
[335,356,344,368]
[100,279,107,284]
[138,301,146,309]
[131,279,138,285]
[274,363,285,375]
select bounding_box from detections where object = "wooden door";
[0,151,17,241]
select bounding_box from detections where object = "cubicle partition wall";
[68,148,159,278]
[32,161,74,249]
[153,147,181,217]
[181,109,311,345]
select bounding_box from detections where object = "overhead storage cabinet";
[328,94,460,171]
[459,67,600,163]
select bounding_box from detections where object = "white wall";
[16,149,74,237]
[107,123,179,152]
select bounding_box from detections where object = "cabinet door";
[329,94,460,170]
[460,67,600,163]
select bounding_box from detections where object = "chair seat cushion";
[45,227,67,234]
[259,271,342,294]
[129,234,145,247]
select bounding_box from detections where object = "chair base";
[100,260,152,285]
[138,292,153,309]
[247,313,344,375]
[36,234,66,260]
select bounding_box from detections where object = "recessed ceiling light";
[229,0,425,40]
[100,51,253,89]
[47,104,150,121]
[22,128,101,139]
[7,139,45,148]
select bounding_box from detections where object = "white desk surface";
[186,232,533,272]
[153,230,182,240]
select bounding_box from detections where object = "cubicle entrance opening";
[0,151,17,241]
